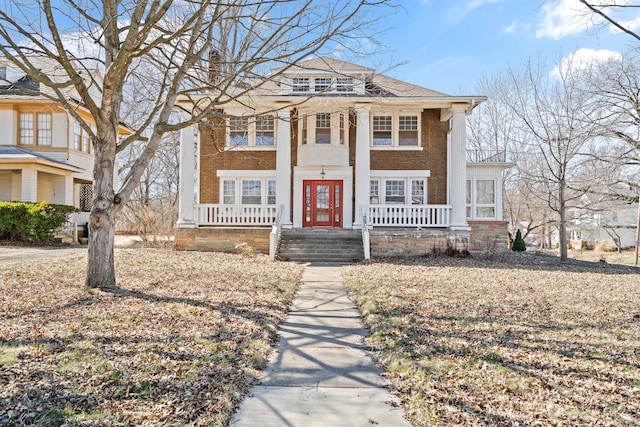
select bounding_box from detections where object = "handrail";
[361,207,370,260]
[269,204,284,262]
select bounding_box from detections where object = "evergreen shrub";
[0,202,78,243]
[512,229,526,252]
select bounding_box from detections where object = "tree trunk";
[559,180,568,262]
[86,132,119,290]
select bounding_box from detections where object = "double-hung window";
[229,117,249,146]
[336,77,354,92]
[372,116,392,146]
[315,113,331,144]
[228,115,275,147]
[371,113,420,147]
[466,179,497,219]
[19,112,52,146]
[256,115,275,146]
[242,180,262,204]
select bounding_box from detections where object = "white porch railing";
[195,204,278,226]
[269,205,284,262]
[367,205,451,227]
[361,208,371,260]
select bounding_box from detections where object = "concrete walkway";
[230,264,410,427]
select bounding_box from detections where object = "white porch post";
[276,108,292,225]
[21,166,38,202]
[449,105,470,230]
[354,107,370,227]
[176,124,197,228]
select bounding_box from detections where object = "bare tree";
[0,0,392,289]
[500,58,599,261]
[577,0,640,42]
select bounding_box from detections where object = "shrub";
[0,202,78,243]
[511,229,526,252]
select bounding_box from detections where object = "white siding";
[67,151,94,181]
[51,112,68,148]
[0,170,12,200]
[0,109,17,145]
[37,172,53,203]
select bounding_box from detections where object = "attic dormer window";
[336,77,354,92]
[292,78,310,93]
[314,78,331,92]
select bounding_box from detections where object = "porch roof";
[0,146,84,173]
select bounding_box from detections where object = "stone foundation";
[468,221,510,252]
[369,228,471,258]
[175,227,271,253]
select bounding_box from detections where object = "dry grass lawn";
[0,249,303,426]
[344,254,640,426]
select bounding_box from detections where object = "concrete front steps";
[277,228,365,263]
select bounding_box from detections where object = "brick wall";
[199,115,277,204]
[369,109,448,204]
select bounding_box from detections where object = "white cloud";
[503,20,518,34]
[612,14,640,34]
[551,48,622,78]
[536,0,593,39]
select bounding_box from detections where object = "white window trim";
[466,178,497,220]
[298,111,349,147]
[370,170,430,205]
[217,170,277,205]
[225,115,277,150]
[283,76,364,95]
[370,110,423,150]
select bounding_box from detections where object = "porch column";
[176,124,197,228]
[354,107,370,227]
[449,105,470,230]
[21,166,38,202]
[276,108,292,225]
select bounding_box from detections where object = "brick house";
[175,57,511,259]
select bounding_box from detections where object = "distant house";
[174,57,512,260]
[569,195,638,250]
[0,58,132,236]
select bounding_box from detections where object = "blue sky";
[365,0,637,95]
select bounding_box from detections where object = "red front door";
[303,180,342,227]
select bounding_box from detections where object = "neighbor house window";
[19,113,34,145]
[73,122,82,150]
[229,117,249,146]
[223,180,236,204]
[256,115,275,146]
[0,66,6,80]
[37,114,52,145]
[466,179,496,219]
[372,116,392,146]
[292,78,310,92]
[315,113,331,144]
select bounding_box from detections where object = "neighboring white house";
[0,57,132,233]
[569,198,639,250]
[174,57,512,258]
